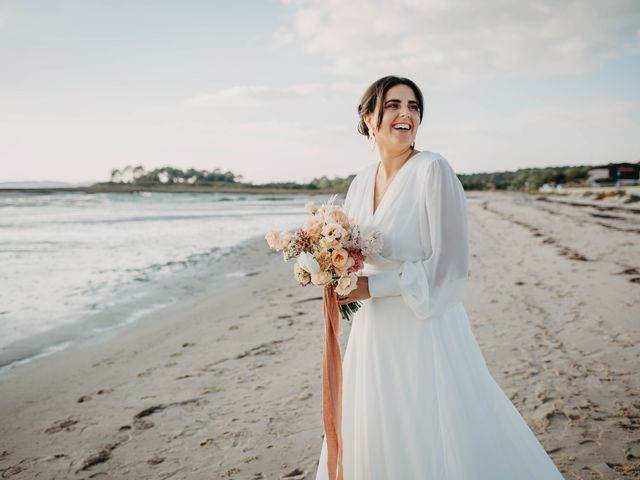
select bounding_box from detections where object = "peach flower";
[311,270,333,286]
[304,215,324,238]
[331,248,350,270]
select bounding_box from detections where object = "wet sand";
[0,191,638,479]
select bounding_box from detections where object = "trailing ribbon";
[322,284,344,480]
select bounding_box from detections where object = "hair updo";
[357,75,425,142]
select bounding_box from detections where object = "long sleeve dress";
[314,150,565,479]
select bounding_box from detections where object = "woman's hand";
[337,276,371,305]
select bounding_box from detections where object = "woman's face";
[367,84,420,151]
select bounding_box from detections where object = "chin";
[394,139,414,148]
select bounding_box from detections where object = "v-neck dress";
[314,150,565,479]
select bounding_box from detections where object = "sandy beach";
[1,191,639,480]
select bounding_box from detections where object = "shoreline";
[0,236,272,375]
[0,191,638,479]
[0,185,345,195]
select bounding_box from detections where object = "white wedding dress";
[315,151,565,479]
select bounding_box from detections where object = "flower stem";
[339,301,361,322]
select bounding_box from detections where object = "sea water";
[0,190,326,370]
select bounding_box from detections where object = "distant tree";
[110,168,122,183]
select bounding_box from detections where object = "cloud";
[512,101,640,131]
[274,0,640,82]
[426,100,640,173]
[185,81,365,107]
[233,119,350,137]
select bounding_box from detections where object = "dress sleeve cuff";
[367,268,402,298]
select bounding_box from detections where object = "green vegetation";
[110,166,239,185]
[309,175,356,192]
[106,163,596,192]
[456,164,593,192]
[103,165,356,193]
[87,161,638,194]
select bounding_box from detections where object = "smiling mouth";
[393,123,412,132]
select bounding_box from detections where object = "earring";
[369,132,376,151]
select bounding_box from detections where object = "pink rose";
[346,248,365,272]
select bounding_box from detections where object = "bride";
[314,76,565,479]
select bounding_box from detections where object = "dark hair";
[357,75,424,143]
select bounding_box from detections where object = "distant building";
[539,183,566,193]
[587,163,640,186]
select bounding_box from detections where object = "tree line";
[108,165,355,191]
[110,166,240,185]
[108,162,636,192]
[457,165,594,191]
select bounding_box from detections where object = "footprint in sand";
[1,463,27,477]
[77,388,114,403]
[147,455,165,465]
[221,467,241,478]
[45,417,79,434]
[200,437,219,448]
[611,267,640,284]
[133,405,165,431]
[77,443,118,473]
[281,467,306,479]
[202,385,224,394]
[91,357,115,367]
[557,246,589,261]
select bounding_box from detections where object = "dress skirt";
[314,296,565,479]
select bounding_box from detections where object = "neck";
[377,145,416,179]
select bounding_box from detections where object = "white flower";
[335,272,359,296]
[321,222,347,243]
[319,237,334,251]
[294,262,311,286]
[297,251,320,274]
[304,201,318,214]
[359,229,383,257]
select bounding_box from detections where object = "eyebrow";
[384,99,419,105]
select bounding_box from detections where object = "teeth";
[393,123,410,130]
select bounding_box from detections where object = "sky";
[1,0,639,184]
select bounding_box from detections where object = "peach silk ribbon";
[322,284,344,480]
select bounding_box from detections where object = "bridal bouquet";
[265,195,382,321]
